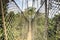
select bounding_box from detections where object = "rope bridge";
[0,0,59,40]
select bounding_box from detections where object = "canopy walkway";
[0,0,59,40]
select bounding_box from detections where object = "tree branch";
[32,0,45,22]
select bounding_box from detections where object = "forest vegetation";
[0,0,60,40]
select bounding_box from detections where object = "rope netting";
[0,0,60,40]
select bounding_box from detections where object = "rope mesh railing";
[0,0,60,40]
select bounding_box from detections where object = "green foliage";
[24,7,36,18]
[48,14,60,40]
[5,9,60,40]
[1,3,60,40]
[0,13,4,40]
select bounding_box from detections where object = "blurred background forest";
[0,0,60,40]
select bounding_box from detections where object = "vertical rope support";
[37,0,38,8]
[56,0,59,40]
[22,0,23,9]
[58,0,59,13]
[27,0,28,9]
[44,0,48,40]
[26,0,29,31]
[1,0,7,40]
[32,0,35,7]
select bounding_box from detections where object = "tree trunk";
[27,18,32,40]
